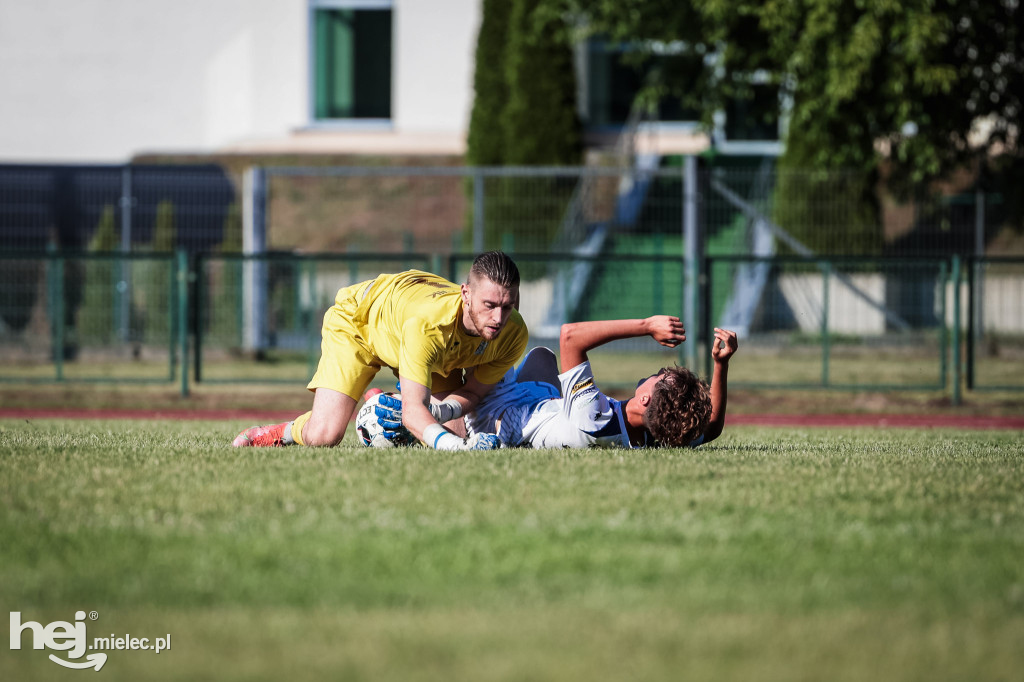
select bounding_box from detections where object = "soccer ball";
[356,391,412,447]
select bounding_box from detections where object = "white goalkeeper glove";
[422,424,501,451]
[461,432,501,450]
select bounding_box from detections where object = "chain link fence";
[1,161,1021,397]
[3,251,1020,397]
[0,251,186,383]
[0,160,1007,260]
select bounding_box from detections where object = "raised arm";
[701,328,738,444]
[559,316,685,370]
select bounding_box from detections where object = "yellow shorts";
[306,281,465,400]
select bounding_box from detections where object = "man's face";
[461,277,518,340]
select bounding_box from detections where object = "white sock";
[282,422,295,445]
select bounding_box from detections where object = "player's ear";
[460,282,470,304]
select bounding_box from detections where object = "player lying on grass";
[364,318,737,449]
[233,251,528,450]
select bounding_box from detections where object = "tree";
[465,0,583,264]
[141,200,177,341]
[561,0,1024,247]
[210,202,244,346]
[502,0,582,165]
[467,0,513,167]
[79,205,119,343]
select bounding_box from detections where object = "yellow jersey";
[345,270,528,389]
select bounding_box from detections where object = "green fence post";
[167,254,177,382]
[177,250,190,397]
[501,231,515,254]
[653,234,663,316]
[193,254,203,383]
[938,259,948,391]
[306,260,319,380]
[52,254,65,381]
[349,250,359,285]
[403,233,414,270]
[447,253,457,283]
[472,168,485,253]
[821,264,830,388]
[702,256,713,381]
[951,255,962,406]
[965,257,975,390]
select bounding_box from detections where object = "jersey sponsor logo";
[408,276,455,298]
[570,377,594,395]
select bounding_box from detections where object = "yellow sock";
[291,411,312,446]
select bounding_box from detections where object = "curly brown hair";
[641,366,711,447]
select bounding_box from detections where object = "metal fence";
[705,256,954,391]
[1,160,1019,399]
[0,161,1005,260]
[0,251,188,385]
[0,164,237,253]
[967,257,1024,392]
[252,162,1000,258]
[194,252,436,383]
[2,251,1021,399]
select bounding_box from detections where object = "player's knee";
[526,346,556,362]
[517,346,559,385]
[302,419,348,447]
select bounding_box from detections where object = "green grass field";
[2,420,1023,681]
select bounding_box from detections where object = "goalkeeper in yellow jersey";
[233,251,528,450]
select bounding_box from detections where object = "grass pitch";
[1,420,1022,681]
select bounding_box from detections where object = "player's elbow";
[702,421,724,444]
[559,323,579,354]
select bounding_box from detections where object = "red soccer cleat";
[232,422,287,447]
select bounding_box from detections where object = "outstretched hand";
[646,315,686,348]
[711,328,738,364]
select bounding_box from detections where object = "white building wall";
[0,0,482,162]
[393,0,480,134]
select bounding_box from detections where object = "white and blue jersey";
[466,360,653,449]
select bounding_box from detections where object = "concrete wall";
[778,272,1024,334]
[778,273,887,335]
[393,0,479,135]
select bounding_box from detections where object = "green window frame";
[311,0,393,121]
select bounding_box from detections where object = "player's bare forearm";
[433,374,497,437]
[560,316,685,370]
[703,328,738,444]
[398,377,454,443]
[703,361,728,444]
[439,373,493,415]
